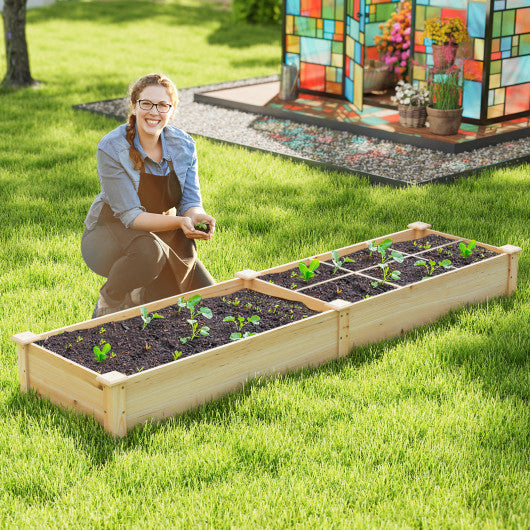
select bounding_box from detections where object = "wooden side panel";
[125,311,338,427]
[346,254,509,349]
[26,344,105,423]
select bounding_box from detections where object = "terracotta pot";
[431,43,458,72]
[398,104,427,128]
[427,106,463,135]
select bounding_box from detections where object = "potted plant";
[374,0,412,84]
[423,17,470,72]
[391,80,429,128]
[427,66,463,135]
[363,58,391,94]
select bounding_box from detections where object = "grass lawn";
[1,0,529,527]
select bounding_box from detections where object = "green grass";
[1,1,529,527]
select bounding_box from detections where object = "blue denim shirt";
[84,124,202,230]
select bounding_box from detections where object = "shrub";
[232,0,282,25]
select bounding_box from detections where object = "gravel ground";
[75,76,530,185]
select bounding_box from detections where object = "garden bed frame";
[12,223,521,437]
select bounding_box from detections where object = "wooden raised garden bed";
[12,223,521,437]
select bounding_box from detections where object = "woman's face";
[133,85,174,139]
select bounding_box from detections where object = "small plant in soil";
[140,306,164,330]
[180,321,210,344]
[414,258,452,280]
[93,342,111,363]
[179,294,213,344]
[173,350,183,361]
[371,263,401,288]
[194,220,210,233]
[370,239,404,264]
[224,314,260,340]
[331,250,355,274]
[297,259,320,281]
[459,240,476,258]
[413,240,431,250]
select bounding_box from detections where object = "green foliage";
[459,239,477,257]
[232,0,282,25]
[224,314,260,340]
[298,259,320,281]
[414,258,452,280]
[331,250,355,274]
[140,306,164,330]
[93,342,111,362]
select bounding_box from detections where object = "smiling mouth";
[145,119,160,126]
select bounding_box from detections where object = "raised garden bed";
[12,223,521,437]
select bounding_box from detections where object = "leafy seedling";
[230,331,258,341]
[173,350,183,360]
[298,259,320,281]
[458,240,476,258]
[185,294,213,320]
[414,259,451,280]
[331,250,355,274]
[194,220,209,232]
[371,263,401,287]
[93,343,111,363]
[76,336,83,343]
[224,314,260,331]
[369,239,403,264]
[180,321,210,344]
[140,306,164,330]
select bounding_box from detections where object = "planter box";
[12,223,521,437]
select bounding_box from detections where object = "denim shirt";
[84,124,202,230]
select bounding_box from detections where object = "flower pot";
[427,106,463,135]
[363,66,391,93]
[398,104,427,128]
[431,43,458,72]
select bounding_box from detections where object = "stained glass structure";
[283,0,530,122]
[412,0,530,122]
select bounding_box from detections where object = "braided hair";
[125,73,179,170]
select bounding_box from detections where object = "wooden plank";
[25,343,105,423]
[96,372,128,437]
[328,300,354,357]
[125,311,338,427]
[499,244,523,295]
[345,253,509,349]
[251,279,333,313]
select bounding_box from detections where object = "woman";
[81,73,215,318]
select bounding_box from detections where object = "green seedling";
[180,321,210,344]
[413,241,431,250]
[76,336,83,343]
[369,239,404,264]
[194,220,209,232]
[371,263,401,287]
[93,343,111,363]
[176,297,186,313]
[224,314,260,331]
[414,259,451,280]
[298,259,320,281]
[459,240,476,258]
[290,282,297,290]
[230,331,258,341]
[331,250,355,274]
[185,294,213,320]
[173,350,183,361]
[140,306,164,330]
[99,327,106,334]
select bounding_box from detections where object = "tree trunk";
[2,0,36,87]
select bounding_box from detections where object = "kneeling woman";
[82,73,215,318]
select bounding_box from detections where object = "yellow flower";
[424,17,470,45]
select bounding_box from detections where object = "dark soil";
[363,255,454,286]
[259,262,347,289]
[335,247,398,272]
[418,241,498,267]
[40,290,317,376]
[300,273,395,303]
[392,235,455,254]
[194,223,210,233]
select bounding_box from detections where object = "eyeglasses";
[137,99,172,113]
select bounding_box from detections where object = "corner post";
[407,222,432,239]
[96,371,128,438]
[11,331,40,392]
[499,245,522,295]
[328,299,354,357]
[235,269,260,289]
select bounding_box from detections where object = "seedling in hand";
[298,259,320,281]
[194,220,209,233]
[371,263,401,287]
[331,250,355,274]
[140,306,164,330]
[414,259,451,280]
[458,240,476,258]
[93,343,111,363]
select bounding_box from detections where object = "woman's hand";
[184,209,216,240]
